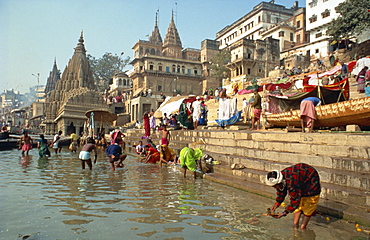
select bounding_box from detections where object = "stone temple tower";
[44,58,61,97]
[44,32,112,135]
[162,11,183,58]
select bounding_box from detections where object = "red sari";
[143,114,150,137]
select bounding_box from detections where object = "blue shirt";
[302,97,321,106]
[105,144,122,157]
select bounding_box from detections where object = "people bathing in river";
[159,144,177,166]
[141,144,160,164]
[79,137,98,170]
[110,129,125,149]
[37,134,51,157]
[179,147,204,179]
[52,131,63,154]
[69,132,79,153]
[300,97,321,133]
[19,131,33,155]
[265,163,321,229]
[105,138,127,171]
[135,140,145,155]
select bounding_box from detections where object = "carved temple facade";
[44,33,113,136]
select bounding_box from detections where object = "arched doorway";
[67,122,76,135]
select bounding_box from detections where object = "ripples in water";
[0,148,366,240]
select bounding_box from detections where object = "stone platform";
[125,128,370,226]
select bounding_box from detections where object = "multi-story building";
[305,0,345,60]
[226,37,280,86]
[216,1,299,51]
[215,1,300,84]
[280,7,311,69]
[128,13,215,121]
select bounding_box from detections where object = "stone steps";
[124,128,370,225]
[208,163,370,223]
[205,171,370,225]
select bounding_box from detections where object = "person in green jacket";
[179,147,203,179]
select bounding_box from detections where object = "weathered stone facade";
[44,33,112,136]
[227,37,280,85]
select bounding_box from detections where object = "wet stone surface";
[0,147,368,240]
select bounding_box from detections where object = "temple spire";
[74,30,86,54]
[149,10,163,46]
[163,11,182,48]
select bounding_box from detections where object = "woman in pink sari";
[356,67,368,93]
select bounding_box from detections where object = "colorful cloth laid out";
[215,111,242,127]
[218,98,231,120]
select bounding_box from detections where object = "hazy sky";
[0,0,302,93]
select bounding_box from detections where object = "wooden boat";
[0,139,18,150]
[265,97,370,128]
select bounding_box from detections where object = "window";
[258,16,261,23]
[194,68,198,75]
[315,32,322,38]
[296,34,301,43]
[235,54,238,59]
[172,65,176,72]
[258,68,262,73]
[158,64,163,71]
[247,68,251,74]
[187,69,191,74]
[278,31,285,37]
[309,15,317,23]
[166,66,170,72]
[315,49,319,54]
[297,20,301,28]
[157,85,162,91]
[321,9,330,18]
[309,0,318,8]
[182,66,185,73]
[290,33,294,41]
[177,65,180,73]
[149,62,154,70]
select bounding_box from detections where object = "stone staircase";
[348,75,367,100]
[124,128,370,226]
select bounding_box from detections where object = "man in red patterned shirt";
[266,163,321,229]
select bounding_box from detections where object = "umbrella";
[85,109,118,123]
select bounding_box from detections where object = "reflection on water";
[0,148,366,240]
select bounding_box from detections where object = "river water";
[0,147,367,240]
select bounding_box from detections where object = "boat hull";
[265,97,370,128]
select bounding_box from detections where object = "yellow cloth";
[160,145,176,161]
[70,133,79,141]
[293,194,320,216]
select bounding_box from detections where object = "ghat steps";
[125,128,370,225]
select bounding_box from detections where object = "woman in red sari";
[142,112,150,138]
